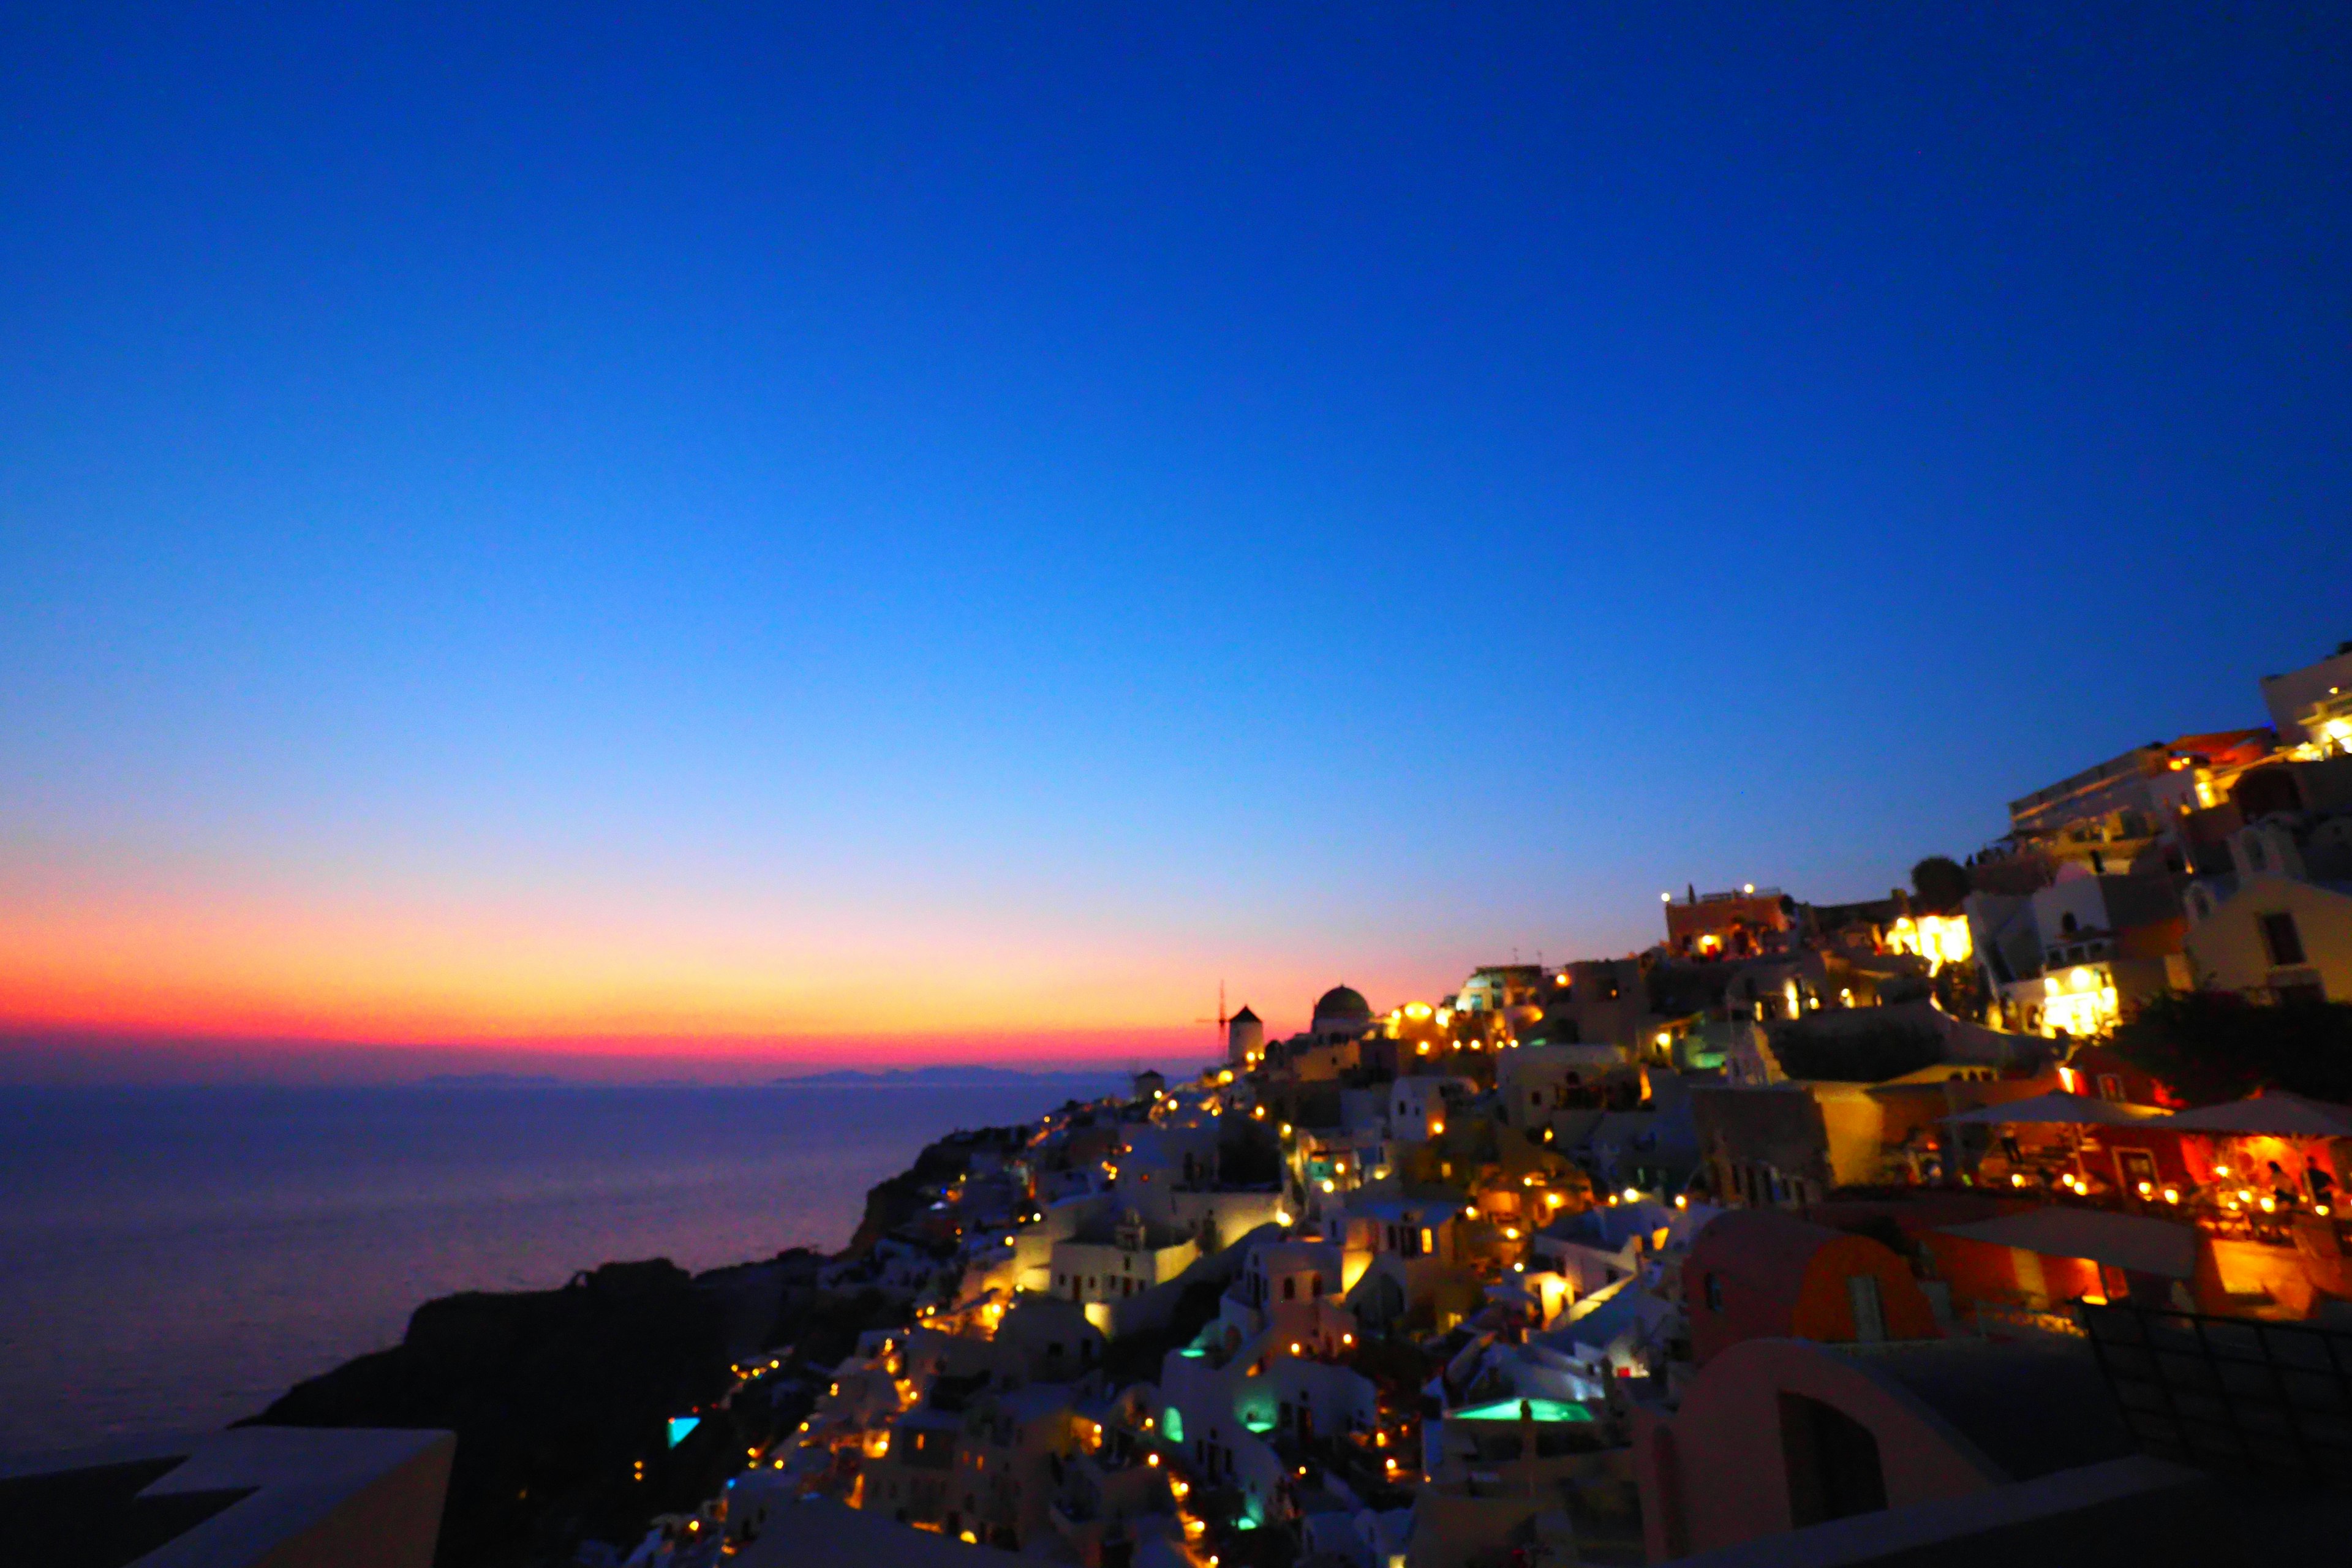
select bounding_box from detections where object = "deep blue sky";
[3,4,2348,1055]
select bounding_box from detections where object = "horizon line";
[0,1025,1215,1087]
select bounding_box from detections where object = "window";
[2097,1074,2124,1102]
[1704,1272,1724,1312]
[2261,912,2307,967]
[1282,1276,1296,1300]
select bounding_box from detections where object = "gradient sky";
[4,5,2348,1077]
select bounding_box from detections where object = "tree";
[1910,856,1972,914]
[2108,992,2352,1105]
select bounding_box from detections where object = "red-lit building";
[1665,887,1793,960]
[1683,1209,1942,1366]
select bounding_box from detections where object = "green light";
[1449,1398,1592,1423]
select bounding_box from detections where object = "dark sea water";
[0,1082,1096,1457]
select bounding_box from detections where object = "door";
[1846,1275,1886,1343]
[1779,1393,1887,1526]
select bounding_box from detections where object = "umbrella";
[2158,1092,2352,1139]
[1935,1209,2199,1279]
[1940,1091,2166,1128]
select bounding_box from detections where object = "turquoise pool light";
[1449,1398,1592,1423]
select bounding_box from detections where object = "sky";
[3,4,2348,1080]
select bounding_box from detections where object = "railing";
[2079,1302,2352,1484]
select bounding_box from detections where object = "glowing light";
[1622,1187,1639,1202]
[1450,1398,1594,1423]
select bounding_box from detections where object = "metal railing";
[2079,1302,2352,1488]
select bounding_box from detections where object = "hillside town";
[598,643,2352,1567]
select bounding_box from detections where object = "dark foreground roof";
[1839,1339,2134,1482]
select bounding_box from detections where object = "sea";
[0,1080,1110,1458]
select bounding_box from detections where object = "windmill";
[1194,980,1227,1042]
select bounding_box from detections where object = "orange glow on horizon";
[0,881,1457,1071]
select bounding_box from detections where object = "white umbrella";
[1940,1091,2165,1128]
[1936,1209,2199,1279]
[2158,1092,2352,1139]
